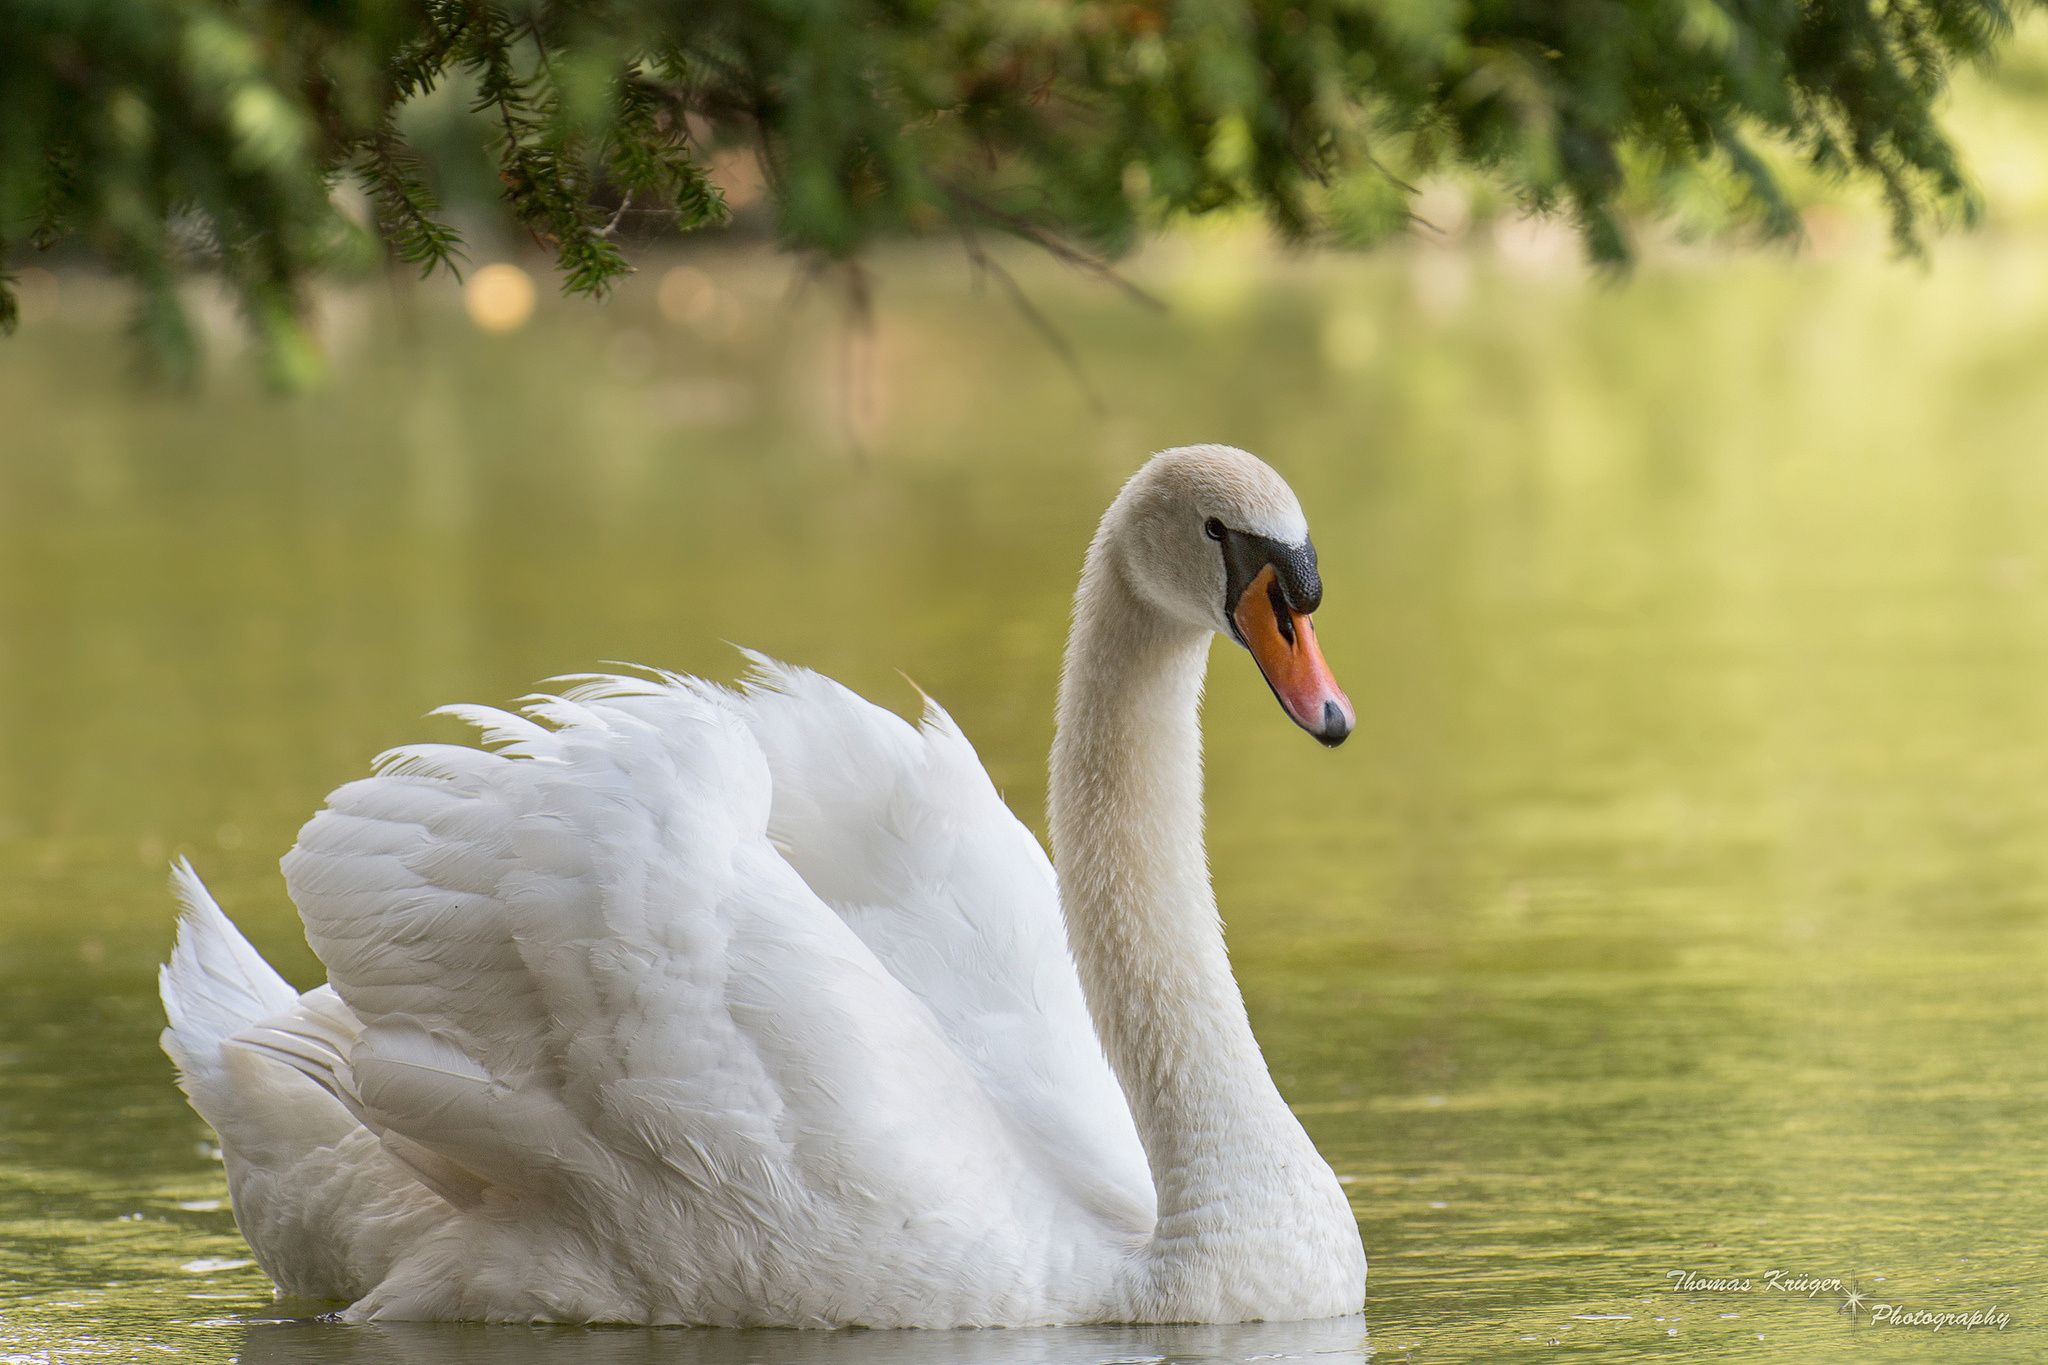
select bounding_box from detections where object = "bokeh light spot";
[465,263,537,333]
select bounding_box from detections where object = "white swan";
[159,444,1366,1326]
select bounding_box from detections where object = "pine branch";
[0,0,2032,378]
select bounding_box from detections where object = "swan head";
[1109,445,1355,747]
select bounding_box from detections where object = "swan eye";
[1204,518,1226,542]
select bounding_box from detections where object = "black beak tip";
[1314,701,1351,748]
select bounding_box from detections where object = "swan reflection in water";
[236,1313,1370,1365]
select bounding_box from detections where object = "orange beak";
[1233,564,1354,747]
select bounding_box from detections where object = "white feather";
[156,445,1366,1327]
[162,667,1148,1324]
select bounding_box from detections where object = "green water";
[3,238,2046,1362]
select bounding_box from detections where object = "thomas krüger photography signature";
[1666,1270,2012,1332]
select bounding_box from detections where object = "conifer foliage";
[0,0,2024,375]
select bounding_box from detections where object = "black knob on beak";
[1315,700,1351,748]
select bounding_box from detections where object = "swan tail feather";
[161,863,453,1303]
[159,862,367,1163]
[159,858,301,1099]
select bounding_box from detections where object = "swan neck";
[1047,539,1310,1227]
[1047,525,1363,1317]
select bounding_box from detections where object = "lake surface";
[2,237,2045,1362]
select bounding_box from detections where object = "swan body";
[160,445,1367,1325]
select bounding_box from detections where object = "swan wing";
[713,655,1153,1233]
[280,673,1132,1321]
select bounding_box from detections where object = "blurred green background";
[6,21,2048,1365]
